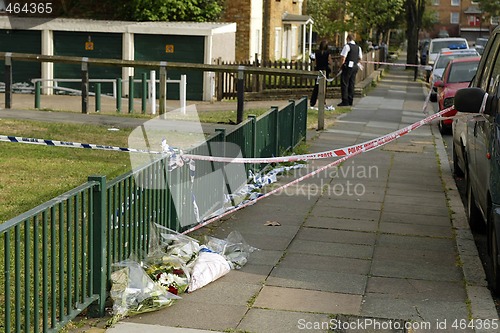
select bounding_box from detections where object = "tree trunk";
[406,0,418,66]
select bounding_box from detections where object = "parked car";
[426,37,469,81]
[453,25,500,293]
[434,56,480,134]
[475,37,489,55]
[429,49,479,102]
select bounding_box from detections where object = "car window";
[447,61,479,83]
[478,33,500,91]
[431,39,468,53]
[435,52,479,69]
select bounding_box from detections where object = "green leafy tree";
[56,0,224,22]
[348,0,405,44]
[306,0,348,40]
[306,0,404,45]
[476,0,500,17]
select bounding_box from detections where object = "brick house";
[428,0,496,43]
[222,0,313,62]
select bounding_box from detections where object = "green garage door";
[0,29,41,88]
[134,34,204,101]
[54,31,122,95]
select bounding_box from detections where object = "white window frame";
[274,27,282,60]
[432,0,440,5]
[451,0,460,6]
[451,12,460,24]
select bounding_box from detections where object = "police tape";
[183,106,452,164]
[362,60,428,69]
[0,134,164,154]
[0,106,452,164]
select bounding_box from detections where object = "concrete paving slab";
[253,285,362,315]
[237,308,331,333]
[296,227,377,245]
[267,266,367,294]
[360,296,472,330]
[379,221,453,238]
[382,201,450,217]
[376,234,457,253]
[288,239,374,260]
[310,206,381,221]
[124,302,248,332]
[380,211,451,226]
[366,276,467,301]
[305,216,379,232]
[277,252,371,275]
[315,197,383,211]
[370,258,463,281]
[384,190,448,204]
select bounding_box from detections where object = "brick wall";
[221,0,252,61]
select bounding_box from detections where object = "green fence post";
[88,175,107,317]
[35,81,41,109]
[95,83,101,113]
[290,100,296,147]
[272,106,279,156]
[128,75,134,113]
[116,78,122,113]
[248,114,257,172]
[141,72,147,114]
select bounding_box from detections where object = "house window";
[432,0,440,5]
[451,0,460,6]
[451,12,459,24]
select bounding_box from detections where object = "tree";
[306,0,404,46]
[477,0,500,17]
[348,0,405,44]
[56,0,224,22]
[306,0,348,41]
[405,0,426,66]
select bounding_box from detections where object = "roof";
[282,13,313,25]
[0,17,237,36]
[464,6,482,15]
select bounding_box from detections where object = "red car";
[434,56,480,134]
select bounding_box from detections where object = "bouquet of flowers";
[108,260,180,326]
[143,255,190,295]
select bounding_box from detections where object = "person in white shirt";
[338,34,363,106]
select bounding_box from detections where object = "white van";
[428,37,469,65]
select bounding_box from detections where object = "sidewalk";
[1,55,498,332]
[102,62,497,331]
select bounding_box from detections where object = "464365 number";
[5,2,53,15]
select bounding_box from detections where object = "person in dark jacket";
[310,40,332,107]
[338,34,362,106]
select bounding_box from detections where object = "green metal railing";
[1,97,307,332]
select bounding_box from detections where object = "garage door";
[54,31,122,95]
[0,29,41,89]
[134,34,204,101]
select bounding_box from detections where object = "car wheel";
[438,120,450,135]
[489,208,500,293]
[467,169,482,230]
[452,145,464,177]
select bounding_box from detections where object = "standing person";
[338,34,362,106]
[310,40,332,108]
